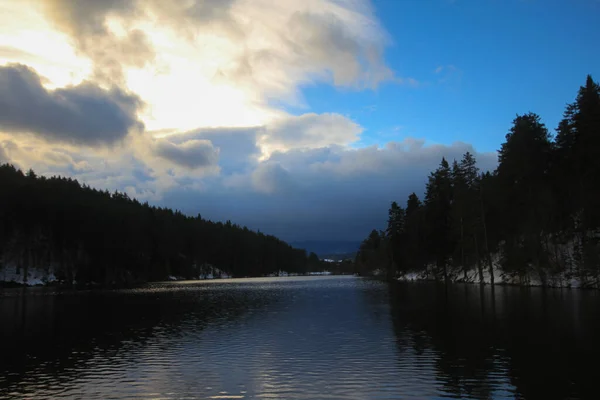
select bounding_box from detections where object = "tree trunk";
[578,177,587,281]
[474,234,484,284]
[23,246,31,284]
[441,257,449,285]
[388,238,395,280]
[480,190,494,285]
[461,217,467,281]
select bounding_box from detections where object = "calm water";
[1,276,599,400]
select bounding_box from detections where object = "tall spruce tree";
[496,113,554,283]
[386,201,406,277]
[424,158,454,283]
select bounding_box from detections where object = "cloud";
[156,113,363,167]
[0,138,93,175]
[154,139,220,170]
[0,1,473,243]
[1,0,403,138]
[33,0,396,102]
[434,64,462,86]
[251,162,293,194]
[158,139,498,241]
[0,141,8,164]
[212,0,396,106]
[146,0,237,33]
[0,63,144,146]
[41,0,155,83]
[283,8,393,88]
[2,123,498,242]
[0,46,41,63]
[166,127,262,173]
[262,113,363,152]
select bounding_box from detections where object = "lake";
[1,276,599,399]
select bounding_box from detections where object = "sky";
[0,0,599,242]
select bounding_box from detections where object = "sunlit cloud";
[1,0,395,134]
[0,0,447,240]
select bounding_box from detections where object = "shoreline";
[0,269,342,289]
[364,265,600,289]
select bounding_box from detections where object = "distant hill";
[291,240,361,257]
[0,163,310,285]
[320,252,357,262]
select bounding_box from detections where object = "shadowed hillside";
[0,167,317,285]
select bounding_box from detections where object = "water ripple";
[2,276,599,399]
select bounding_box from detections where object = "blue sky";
[299,0,600,152]
[1,0,599,241]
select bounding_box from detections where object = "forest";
[356,75,600,288]
[0,167,322,285]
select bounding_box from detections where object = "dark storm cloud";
[0,64,143,146]
[158,139,498,242]
[154,139,219,170]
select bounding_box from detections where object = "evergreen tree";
[555,75,600,279]
[424,158,454,283]
[450,152,480,282]
[386,201,406,277]
[496,113,555,283]
[404,193,425,273]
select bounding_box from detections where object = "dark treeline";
[0,166,321,285]
[356,75,600,287]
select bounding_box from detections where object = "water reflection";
[387,282,600,400]
[1,277,599,399]
[0,282,280,399]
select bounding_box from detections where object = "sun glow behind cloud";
[1,0,393,139]
[0,0,400,199]
[0,0,496,241]
[0,1,274,135]
[0,2,92,88]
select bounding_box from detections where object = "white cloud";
[40,0,154,83]
[261,113,363,154]
[0,0,399,130]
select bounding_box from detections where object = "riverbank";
[0,264,336,288]
[0,264,230,288]
[392,262,598,289]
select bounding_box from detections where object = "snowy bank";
[394,235,600,289]
[397,255,587,288]
[0,264,57,286]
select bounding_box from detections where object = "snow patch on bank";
[395,236,600,288]
[0,264,57,286]
[396,259,586,288]
[168,264,232,281]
